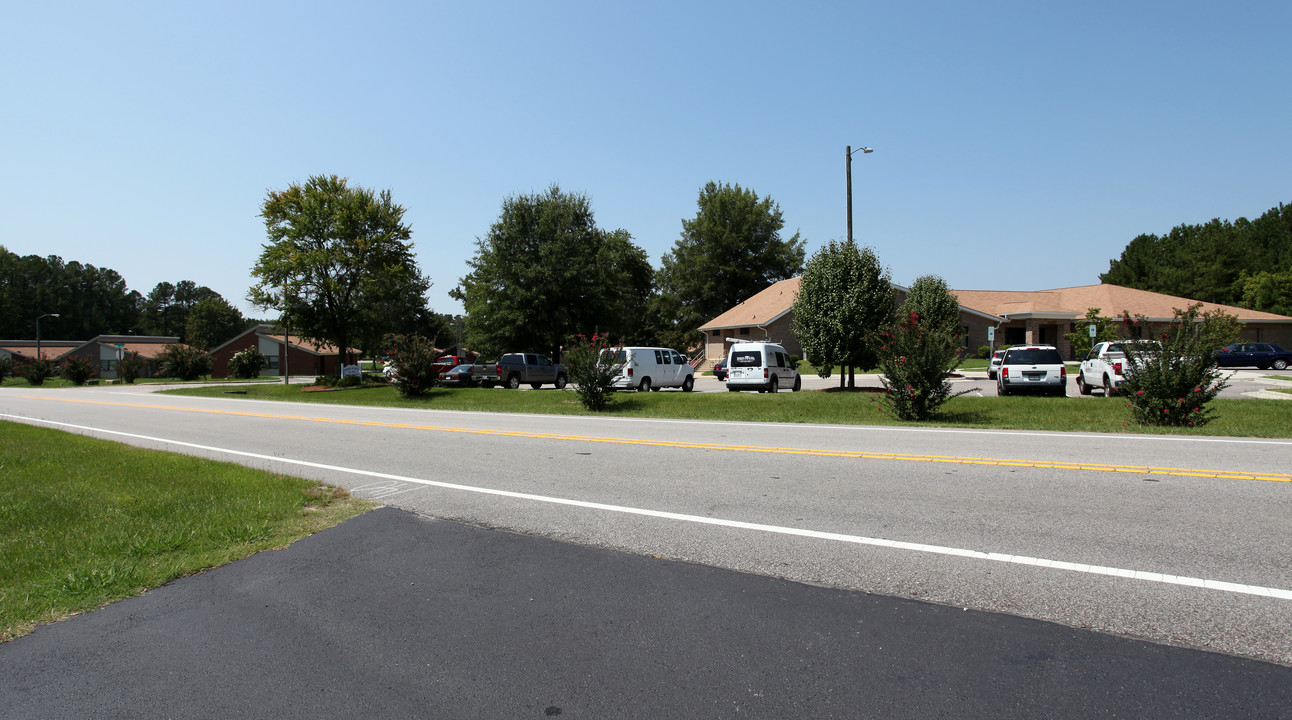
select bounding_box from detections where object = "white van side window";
[654,350,663,363]
[662,351,672,365]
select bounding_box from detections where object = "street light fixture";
[846,145,873,243]
[35,313,60,361]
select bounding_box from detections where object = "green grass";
[0,421,376,642]
[164,381,1292,438]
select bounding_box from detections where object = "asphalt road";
[2,383,1291,716]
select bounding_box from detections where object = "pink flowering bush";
[1117,304,1237,427]
[565,332,625,411]
[384,333,439,398]
[60,355,97,386]
[877,311,969,421]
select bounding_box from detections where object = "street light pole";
[35,313,60,361]
[845,145,873,244]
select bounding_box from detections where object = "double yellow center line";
[27,396,1292,483]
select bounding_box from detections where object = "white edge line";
[6,412,1291,602]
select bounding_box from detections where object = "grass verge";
[0,421,376,642]
[164,382,1292,438]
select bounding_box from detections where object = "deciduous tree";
[792,240,892,387]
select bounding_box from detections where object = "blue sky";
[4,2,1289,319]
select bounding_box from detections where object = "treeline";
[0,245,259,348]
[1101,202,1292,315]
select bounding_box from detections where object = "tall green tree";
[901,275,961,336]
[792,240,893,386]
[0,246,141,339]
[452,185,653,358]
[185,296,246,351]
[249,175,430,372]
[656,181,806,344]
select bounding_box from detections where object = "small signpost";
[341,364,362,379]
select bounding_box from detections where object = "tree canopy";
[0,246,143,340]
[656,181,806,343]
[1102,201,1292,313]
[249,175,430,370]
[452,185,653,358]
[901,275,961,335]
[185,295,248,351]
[792,240,893,382]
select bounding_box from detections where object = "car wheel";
[1077,375,1092,396]
[792,375,801,392]
[1274,359,1289,370]
[555,374,568,389]
[769,376,779,393]
[1103,374,1116,396]
[530,383,542,389]
[997,382,1009,396]
[506,375,521,390]
[638,377,652,393]
[681,376,694,392]
[987,371,996,380]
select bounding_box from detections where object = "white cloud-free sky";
[4,2,1289,318]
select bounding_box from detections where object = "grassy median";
[0,421,375,642]
[164,381,1292,438]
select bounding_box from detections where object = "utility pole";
[846,145,873,244]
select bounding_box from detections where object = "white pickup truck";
[1076,341,1154,396]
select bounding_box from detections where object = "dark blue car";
[711,358,727,381]
[1215,343,1291,370]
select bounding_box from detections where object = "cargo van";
[725,341,801,393]
[603,346,695,392]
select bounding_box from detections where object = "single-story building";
[699,280,1292,365]
[60,335,185,380]
[209,324,357,378]
[0,340,83,365]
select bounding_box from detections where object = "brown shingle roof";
[699,277,802,330]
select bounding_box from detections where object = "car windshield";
[1005,349,1062,365]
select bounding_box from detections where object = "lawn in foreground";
[0,421,376,642]
[165,382,1292,438]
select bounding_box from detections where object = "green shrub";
[60,355,97,386]
[1119,304,1239,427]
[565,333,624,411]
[313,375,337,387]
[338,375,361,388]
[156,344,211,381]
[227,346,266,379]
[22,359,54,386]
[384,333,438,398]
[118,352,145,384]
[977,345,992,360]
[0,356,11,379]
[877,310,969,421]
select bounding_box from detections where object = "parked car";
[711,358,727,381]
[1215,343,1292,370]
[601,346,695,392]
[437,363,476,387]
[726,341,801,393]
[473,353,568,389]
[1076,340,1158,396]
[997,345,1066,397]
[382,361,398,378]
[986,349,1006,380]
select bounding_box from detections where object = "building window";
[712,330,720,337]
[100,361,112,373]
[267,355,280,370]
[739,327,750,336]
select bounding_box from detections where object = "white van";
[725,341,801,393]
[604,347,695,392]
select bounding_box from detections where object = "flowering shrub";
[227,345,266,379]
[877,311,969,421]
[60,355,97,386]
[0,356,12,380]
[1118,304,1238,427]
[118,352,145,384]
[384,333,439,398]
[565,333,625,411]
[22,358,55,386]
[157,344,211,381]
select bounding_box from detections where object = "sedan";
[437,363,477,387]
[711,358,727,381]
[1215,343,1292,370]
[986,349,1006,380]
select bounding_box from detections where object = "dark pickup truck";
[473,353,568,389]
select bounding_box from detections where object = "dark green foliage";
[1119,304,1241,427]
[250,175,430,374]
[453,185,653,358]
[142,281,222,340]
[59,355,97,386]
[565,333,625,411]
[656,181,806,345]
[118,352,145,384]
[1102,202,1292,310]
[337,375,362,388]
[0,356,12,379]
[227,346,266,379]
[384,333,438,398]
[878,309,969,421]
[185,296,246,351]
[22,359,54,386]
[0,246,143,340]
[902,275,961,335]
[792,240,893,379]
[156,344,211,381]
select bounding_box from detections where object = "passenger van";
[725,341,801,392]
[604,346,695,392]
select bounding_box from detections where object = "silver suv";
[997,345,1067,397]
